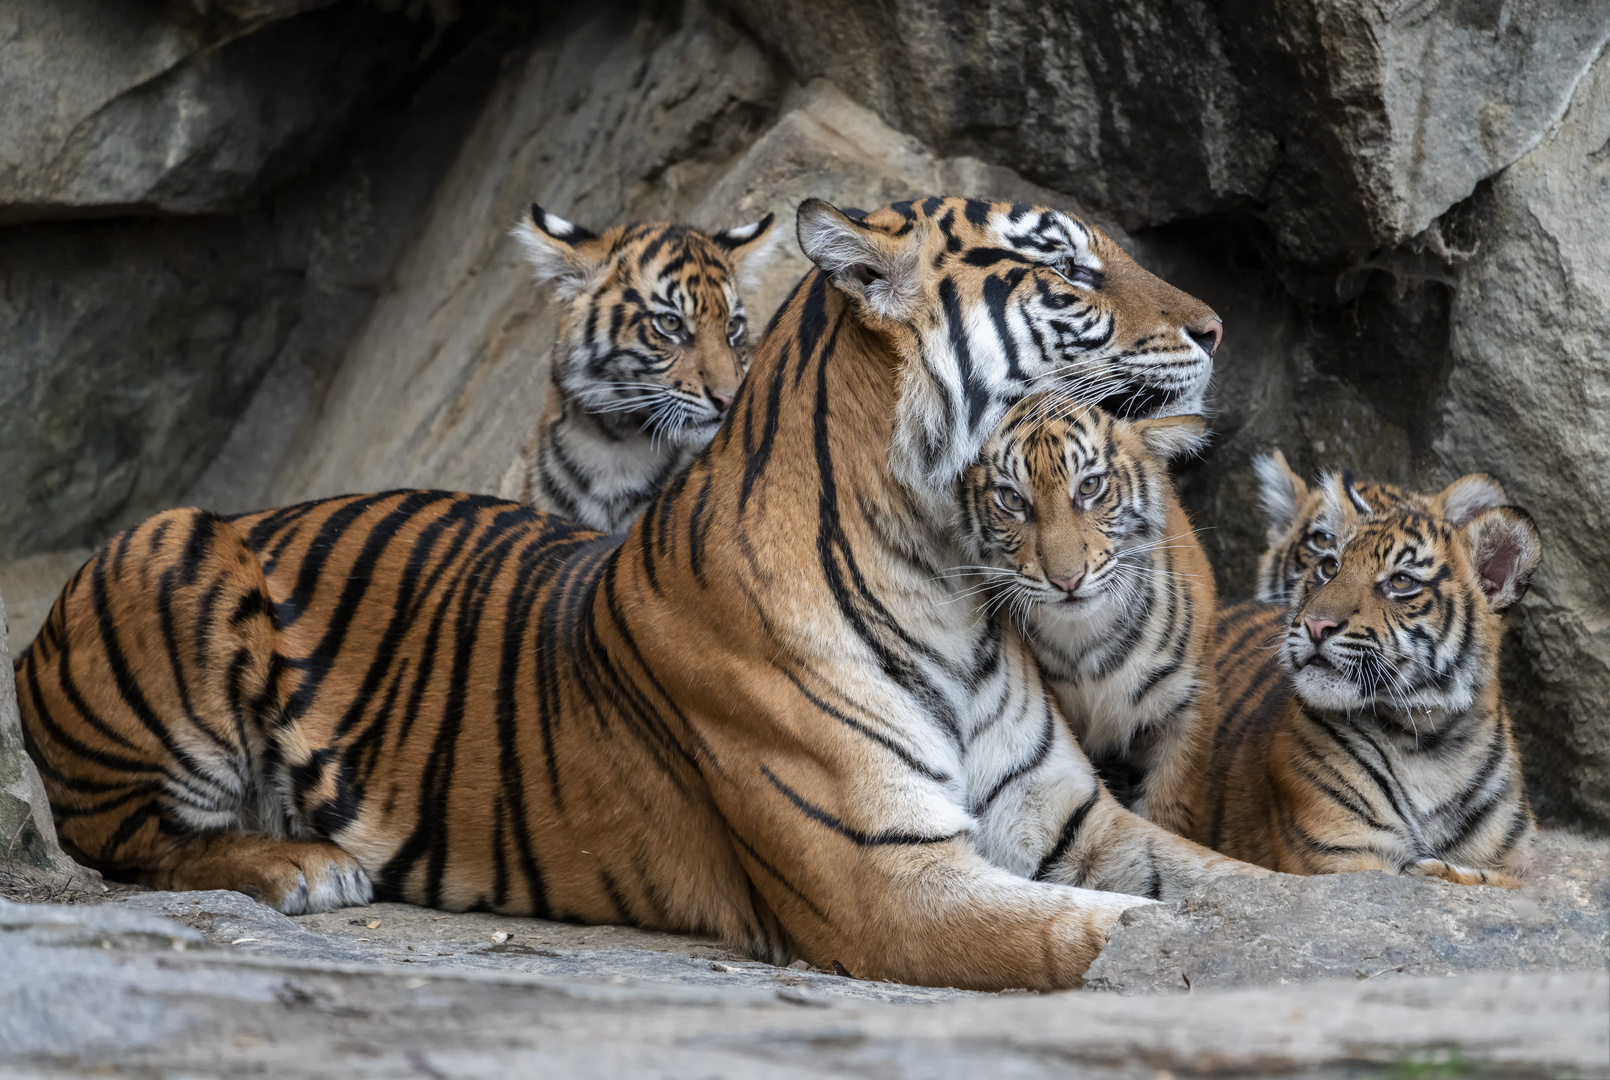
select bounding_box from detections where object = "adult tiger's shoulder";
[1194,472,1538,886]
[498,204,776,532]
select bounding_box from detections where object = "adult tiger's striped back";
[17,196,1251,992]
[1193,474,1538,886]
[498,205,776,532]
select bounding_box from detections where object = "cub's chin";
[1290,659,1372,713]
[1028,586,1110,623]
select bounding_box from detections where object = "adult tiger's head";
[1284,472,1541,719]
[958,394,1207,623]
[515,204,776,445]
[1253,450,1506,607]
[795,197,1222,492]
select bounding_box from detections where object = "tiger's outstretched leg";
[15,509,371,913]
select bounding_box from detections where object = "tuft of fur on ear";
[795,198,923,321]
[1253,450,1307,542]
[1464,505,1541,612]
[1436,472,1507,525]
[712,212,779,292]
[1133,415,1209,462]
[510,202,610,299]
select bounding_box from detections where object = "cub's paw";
[1404,858,1521,890]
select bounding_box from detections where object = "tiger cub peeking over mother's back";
[1197,471,1538,886]
[958,396,1216,837]
[499,204,776,532]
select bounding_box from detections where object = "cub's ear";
[1253,450,1307,541]
[711,213,778,290]
[796,198,924,321]
[1436,472,1507,525]
[1132,415,1209,462]
[1463,505,1541,612]
[511,202,613,299]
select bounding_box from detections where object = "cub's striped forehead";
[602,223,742,314]
[985,397,1118,475]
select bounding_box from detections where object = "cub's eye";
[654,313,683,337]
[726,315,746,344]
[1306,529,1335,549]
[995,486,1026,512]
[1317,555,1339,582]
[1077,474,1103,498]
[1388,571,1418,593]
[1057,258,1100,289]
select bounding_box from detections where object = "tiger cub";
[1195,472,1539,886]
[1252,449,1506,605]
[499,204,775,532]
[958,395,1214,835]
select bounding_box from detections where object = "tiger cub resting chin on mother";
[498,203,776,533]
[958,395,1215,837]
[1196,470,1539,887]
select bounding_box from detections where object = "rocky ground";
[2,829,1604,1077]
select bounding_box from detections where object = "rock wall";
[0,0,1605,827]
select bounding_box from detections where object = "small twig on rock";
[4,808,34,862]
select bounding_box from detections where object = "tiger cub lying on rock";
[1195,469,1538,886]
[958,395,1215,837]
[499,204,775,532]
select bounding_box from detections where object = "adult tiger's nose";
[709,391,733,413]
[1188,318,1223,357]
[1305,617,1341,644]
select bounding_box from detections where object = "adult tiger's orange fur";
[1194,473,1539,886]
[17,197,1250,992]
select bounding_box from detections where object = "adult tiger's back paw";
[151,836,374,914]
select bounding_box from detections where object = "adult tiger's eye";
[1318,556,1339,580]
[655,313,683,337]
[1078,474,1102,498]
[996,487,1026,512]
[1389,572,1416,592]
[727,315,746,343]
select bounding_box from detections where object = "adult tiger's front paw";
[1404,858,1521,890]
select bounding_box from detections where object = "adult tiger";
[498,205,776,532]
[17,196,1247,992]
[1197,474,1538,885]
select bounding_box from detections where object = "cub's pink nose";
[1305,617,1341,644]
[1049,571,1085,594]
[1189,319,1223,357]
[709,391,733,413]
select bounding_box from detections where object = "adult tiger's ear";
[796,198,924,321]
[1253,449,1307,543]
[1463,505,1541,612]
[511,203,613,299]
[711,213,778,291]
[1435,472,1507,525]
[1132,415,1209,462]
